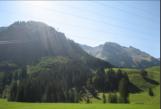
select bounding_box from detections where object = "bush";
[102,93,106,103]
[108,93,118,103]
[149,88,154,96]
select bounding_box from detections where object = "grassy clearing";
[89,85,160,105]
[130,85,160,104]
[109,66,160,90]
[129,66,160,105]
[104,66,160,104]
[0,99,160,109]
[145,66,160,82]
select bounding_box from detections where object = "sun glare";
[26,1,49,6]
[22,1,51,17]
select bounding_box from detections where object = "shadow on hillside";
[143,77,159,85]
[128,82,143,93]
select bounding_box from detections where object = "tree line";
[0,56,154,103]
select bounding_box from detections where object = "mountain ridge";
[81,42,159,68]
[0,21,111,68]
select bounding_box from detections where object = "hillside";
[112,66,160,90]
[81,42,160,68]
[90,66,160,104]
[0,21,111,68]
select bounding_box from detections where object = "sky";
[0,1,160,58]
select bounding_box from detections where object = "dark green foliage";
[148,88,154,96]
[86,96,90,104]
[140,69,148,78]
[67,88,79,103]
[6,56,94,102]
[0,62,27,97]
[2,85,10,98]
[2,62,134,104]
[86,76,98,98]
[118,77,129,103]
[108,93,118,103]
[102,93,106,103]
[42,83,58,102]
[16,81,24,102]
[94,68,106,91]
[8,81,17,101]
[93,68,130,92]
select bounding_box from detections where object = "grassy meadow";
[0,99,160,109]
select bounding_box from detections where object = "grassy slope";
[112,66,160,90]
[146,66,160,82]
[129,66,160,104]
[0,99,159,109]
[104,66,160,104]
[130,85,160,104]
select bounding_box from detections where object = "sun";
[21,1,51,18]
[26,1,49,6]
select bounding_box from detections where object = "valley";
[0,21,160,109]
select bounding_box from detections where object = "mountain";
[0,21,114,102]
[81,42,160,68]
[0,27,7,32]
[157,58,160,61]
[0,21,111,68]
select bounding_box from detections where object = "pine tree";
[140,69,148,78]
[108,93,118,103]
[86,96,90,104]
[8,81,17,101]
[118,78,129,103]
[102,93,106,103]
[16,82,24,102]
[149,88,154,96]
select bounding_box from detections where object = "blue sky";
[0,1,160,58]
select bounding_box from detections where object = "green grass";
[104,66,160,104]
[130,85,160,104]
[112,68,139,73]
[146,66,160,72]
[129,66,160,105]
[145,66,160,82]
[0,99,159,109]
[90,85,160,105]
[107,66,160,90]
